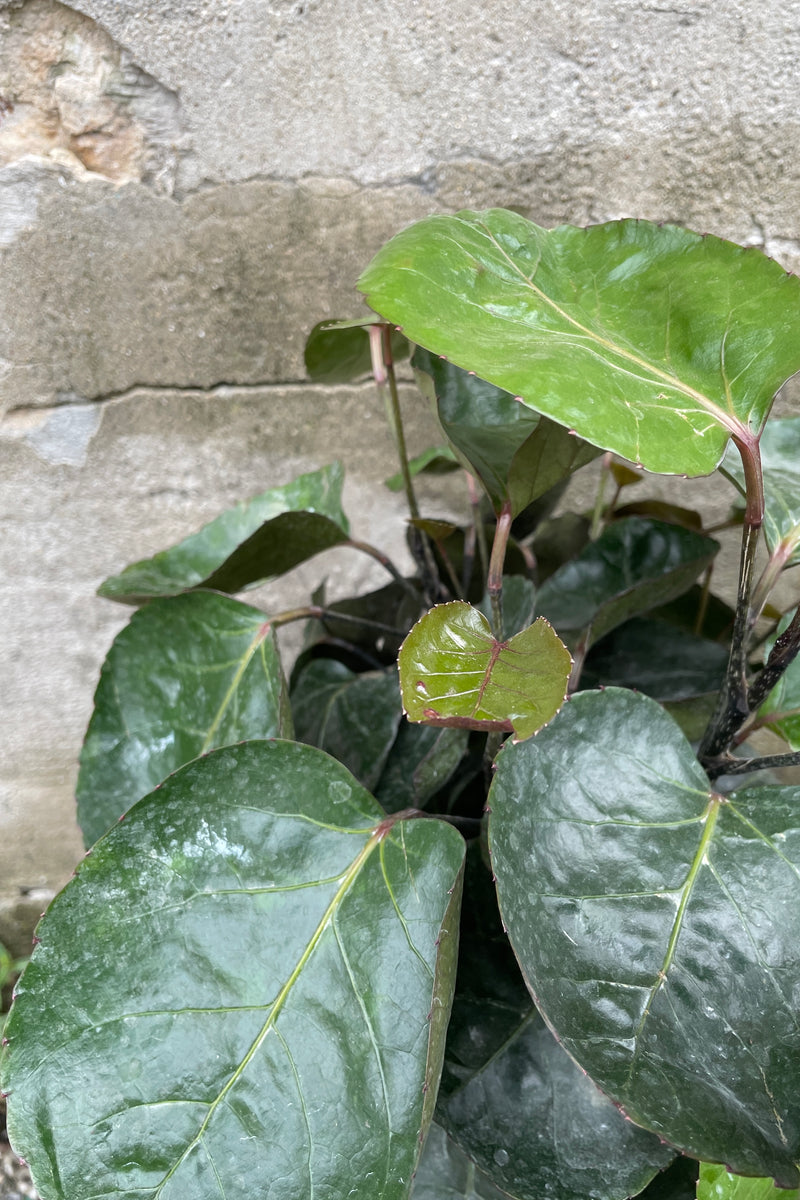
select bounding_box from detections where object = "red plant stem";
[487,500,513,637]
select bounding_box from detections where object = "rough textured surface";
[0,169,436,412]
[2,0,800,950]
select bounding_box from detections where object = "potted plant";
[3,210,800,1200]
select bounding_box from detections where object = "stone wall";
[2,0,800,953]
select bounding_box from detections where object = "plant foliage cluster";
[4,211,800,1200]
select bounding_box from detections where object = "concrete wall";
[3,0,800,954]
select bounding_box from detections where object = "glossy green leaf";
[305,317,409,382]
[412,1124,513,1200]
[399,602,571,739]
[413,347,598,514]
[385,445,460,491]
[99,463,350,604]
[582,616,728,700]
[76,591,292,846]
[698,1162,800,1200]
[489,688,800,1184]
[291,658,403,790]
[375,722,469,814]
[438,850,674,1200]
[360,210,800,476]
[757,607,800,748]
[2,741,466,1200]
[531,512,591,583]
[723,417,800,564]
[536,517,719,646]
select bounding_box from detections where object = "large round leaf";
[438,851,674,1200]
[77,590,292,845]
[359,211,800,476]
[99,462,350,603]
[2,742,465,1200]
[488,688,800,1185]
[399,602,571,740]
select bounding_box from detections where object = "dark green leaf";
[413,347,598,514]
[536,517,719,647]
[76,591,292,846]
[291,658,403,790]
[442,1011,675,1200]
[2,742,465,1200]
[305,317,409,382]
[375,722,469,814]
[651,585,735,644]
[385,445,460,491]
[697,1162,799,1200]
[756,607,800,748]
[489,687,800,1184]
[614,500,705,532]
[531,512,592,583]
[304,579,422,658]
[399,602,571,739]
[582,616,728,700]
[99,463,350,604]
[412,1124,513,1200]
[360,211,800,476]
[723,417,800,564]
[438,850,674,1200]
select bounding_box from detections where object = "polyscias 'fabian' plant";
[3,210,800,1200]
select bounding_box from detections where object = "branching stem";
[699,432,764,764]
[268,605,408,637]
[705,750,800,781]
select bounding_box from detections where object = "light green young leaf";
[360,211,800,476]
[697,1162,799,1200]
[489,688,800,1185]
[77,590,292,846]
[305,317,409,382]
[399,601,571,740]
[99,462,350,603]
[3,742,465,1200]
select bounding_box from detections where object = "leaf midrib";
[623,793,722,1088]
[152,828,382,1197]
[199,621,271,754]
[462,217,747,440]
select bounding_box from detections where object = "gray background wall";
[3,0,800,954]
